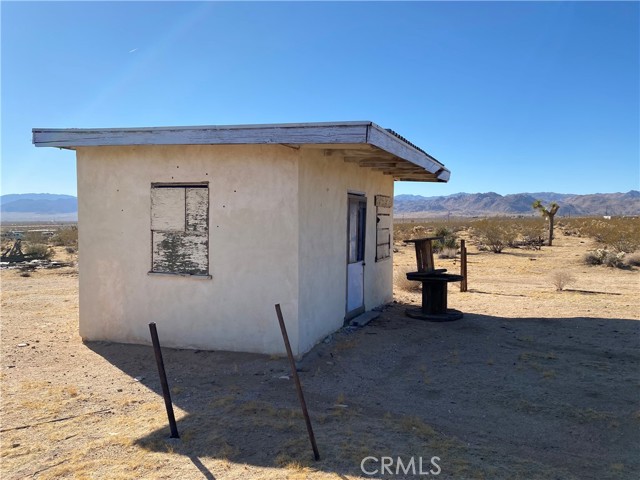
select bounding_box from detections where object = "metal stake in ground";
[460,239,468,292]
[149,322,180,438]
[274,304,320,461]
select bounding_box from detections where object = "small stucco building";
[33,121,450,356]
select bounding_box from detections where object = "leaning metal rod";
[274,304,320,461]
[149,322,180,439]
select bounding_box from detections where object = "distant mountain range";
[394,191,640,217]
[1,194,78,222]
[1,191,639,222]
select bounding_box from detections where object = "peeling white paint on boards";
[151,184,209,275]
[375,195,392,261]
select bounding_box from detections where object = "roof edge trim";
[366,123,447,175]
[32,123,371,148]
[32,121,450,182]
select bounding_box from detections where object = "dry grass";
[471,218,517,253]
[395,216,640,255]
[550,270,575,291]
[438,247,458,259]
[1,228,638,479]
[393,218,469,243]
[393,265,420,293]
[559,216,640,253]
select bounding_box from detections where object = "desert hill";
[0,194,78,222]
[394,190,640,217]
[1,191,638,221]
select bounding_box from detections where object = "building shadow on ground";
[87,304,640,479]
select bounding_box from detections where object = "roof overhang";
[32,121,450,182]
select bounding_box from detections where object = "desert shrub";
[438,247,458,259]
[393,219,472,243]
[624,252,640,267]
[516,218,545,249]
[550,271,575,291]
[393,265,421,293]
[472,219,516,253]
[583,251,601,265]
[603,252,626,268]
[562,217,640,253]
[503,223,519,247]
[561,227,581,237]
[24,231,47,244]
[506,232,520,248]
[557,219,583,237]
[24,243,53,260]
[601,230,638,254]
[393,223,431,243]
[584,249,625,268]
[51,227,78,247]
[65,246,77,254]
[433,227,459,252]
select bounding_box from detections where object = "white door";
[346,195,367,318]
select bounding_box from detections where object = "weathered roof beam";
[333,147,384,157]
[343,156,392,164]
[381,169,430,175]
[358,161,399,168]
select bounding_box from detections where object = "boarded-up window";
[150,184,209,276]
[375,195,392,261]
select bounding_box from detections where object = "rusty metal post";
[275,304,320,461]
[149,322,180,438]
[460,240,468,292]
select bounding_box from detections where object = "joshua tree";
[532,200,560,246]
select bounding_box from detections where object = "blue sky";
[2,1,639,197]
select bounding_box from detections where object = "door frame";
[345,192,367,320]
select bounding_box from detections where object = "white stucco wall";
[76,145,301,355]
[297,149,394,354]
[76,144,394,357]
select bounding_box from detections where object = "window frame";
[149,182,211,279]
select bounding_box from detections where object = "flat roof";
[32,121,450,182]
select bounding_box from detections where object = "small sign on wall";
[375,194,393,209]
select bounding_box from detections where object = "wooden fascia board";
[395,178,447,183]
[32,123,371,148]
[435,169,450,182]
[32,121,452,183]
[391,162,450,182]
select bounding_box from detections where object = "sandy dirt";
[1,234,639,479]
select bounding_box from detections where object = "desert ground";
[1,229,639,479]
